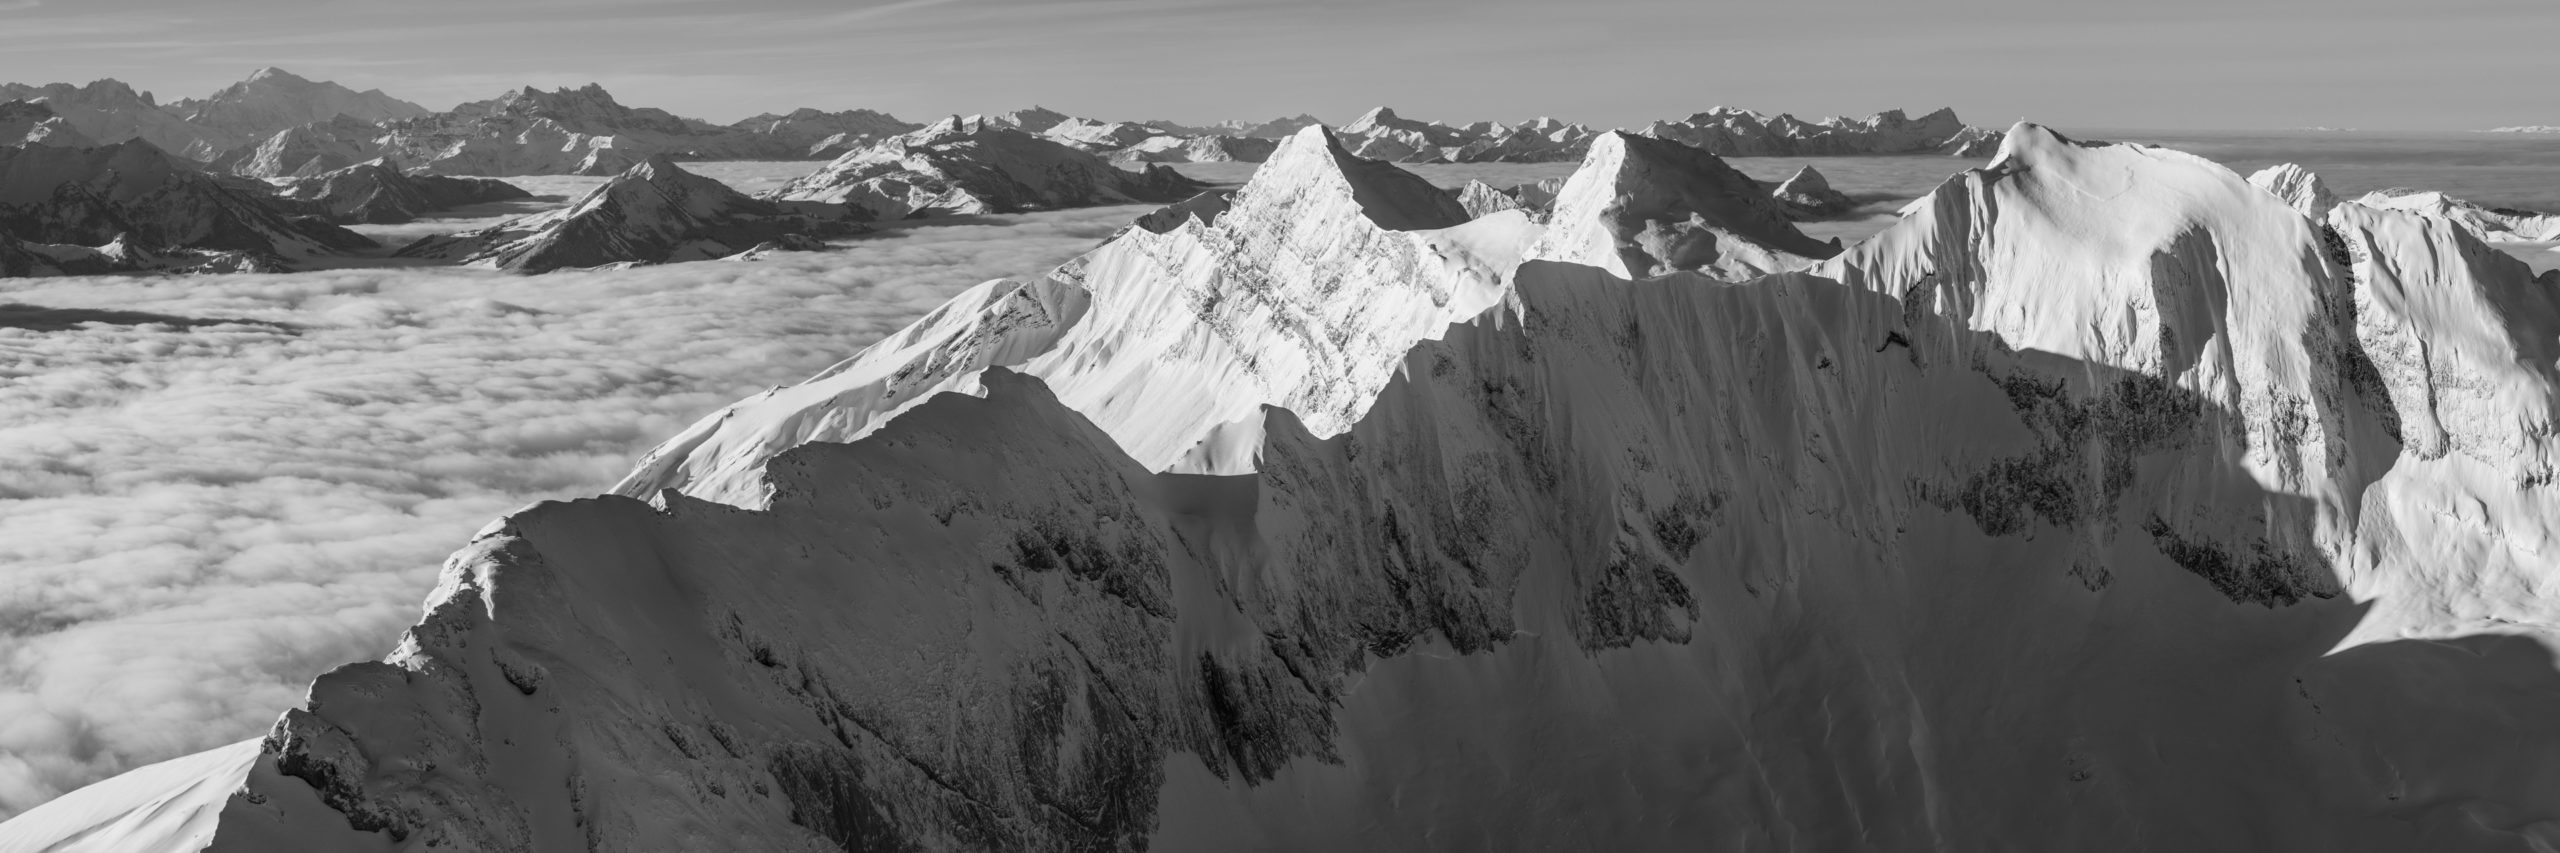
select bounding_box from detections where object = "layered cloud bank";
[0,205,1139,820]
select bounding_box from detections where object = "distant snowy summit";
[6,68,1999,180]
[2484,125,2560,134]
[1307,104,1994,165]
[398,154,870,272]
[768,115,1202,218]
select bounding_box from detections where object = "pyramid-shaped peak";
[1531,130,1838,277]
[244,67,306,84]
[628,152,688,177]
[1776,165,1833,194]
[1244,125,1468,231]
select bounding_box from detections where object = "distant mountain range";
[1,67,1996,180]
[0,66,2015,278]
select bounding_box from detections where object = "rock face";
[0,79,228,160]
[21,122,2560,853]
[0,101,96,148]
[1455,179,1525,219]
[272,160,533,225]
[1770,165,1857,219]
[0,140,375,264]
[208,115,389,178]
[170,67,429,147]
[394,155,867,272]
[2351,187,2560,243]
[1528,131,1841,278]
[766,117,1203,219]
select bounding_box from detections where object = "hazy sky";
[0,1,2551,133]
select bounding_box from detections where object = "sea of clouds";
[0,200,1146,819]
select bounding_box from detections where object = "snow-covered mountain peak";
[2248,162,2341,218]
[616,124,1529,506]
[1528,129,1837,278]
[1242,125,1470,231]
[177,68,428,145]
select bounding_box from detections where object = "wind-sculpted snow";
[619,126,1508,507]
[18,122,2560,851]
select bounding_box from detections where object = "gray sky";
[0,0,2550,136]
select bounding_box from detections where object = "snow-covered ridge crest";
[1823,122,2368,566]
[21,118,2560,852]
[615,125,1531,507]
[2247,163,2341,218]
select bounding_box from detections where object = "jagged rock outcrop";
[1455,179,1524,219]
[169,67,428,146]
[766,117,1203,219]
[0,140,374,265]
[1938,125,2002,157]
[207,115,388,178]
[2351,187,2560,243]
[0,79,228,159]
[18,123,2560,853]
[2248,163,2342,218]
[272,160,533,224]
[1528,131,1840,278]
[395,155,867,271]
[1448,116,1599,163]
[0,101,96,148]
[1770,165,1857,219]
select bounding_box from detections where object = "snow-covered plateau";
[6,120,2560,852]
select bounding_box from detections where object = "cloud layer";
[0,200,1138,819]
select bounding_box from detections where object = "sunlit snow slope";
[10,122,2560,853]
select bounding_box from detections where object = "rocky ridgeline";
[13,121,2560,851]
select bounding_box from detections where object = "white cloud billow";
[0,204,1138,819]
